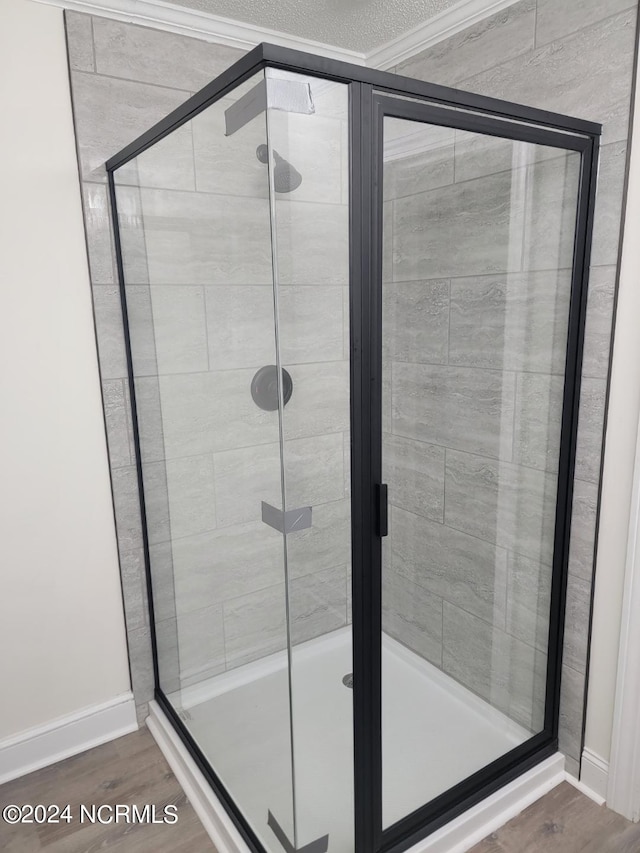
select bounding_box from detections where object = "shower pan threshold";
[147,628,566,853]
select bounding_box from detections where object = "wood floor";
[2,729,640,852]
[0,729,214,852]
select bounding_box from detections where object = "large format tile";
[82,183,115,284]
[590,142,628,268]
[286,499,351,578]
[383,434,445,522]
[392,363,516,460]
[223,583,287,669]
[383,122,454,199]
[124,285,157,376]
[119,548,148,632]
[443,601,546,732]
[92,16,244,91]
[151,286,208,374]
[449,271,571,373]
[205,285,274,371]
[278,286,345,364]
[558,663,586,761]
[268,108,345,205]
[273,200,349,285]
[128,625,155,705]
[165,454,216,539]
[391,506,507,627]
[290,565,348,646]
[568,479,598,582]
[155,617,181,695]
[521,148,582,273]
[92,285,128,379]
[382,570,443,666]
[397,0,536,87]
[131,124,196,192]
[141,461,171,546]
[535,0,636,47]
[102,379,132,468]
[111,465,144,551]
[148,540,176,624]
[177,603,226,686]
[140,188,273,286]
[582,266,616,379]
[69,72,188,181]
[159,369,279,458]
[453,131,513,184]
[213,433,344,528]
[383,279,449,365]
[392,169,518,281]
[193,91,270,199]
[513,372,565,473]
[281,361,350,441]
[205,285,344,370]
[445,450,558,566]
[574,377,607,484]
[64,11,95,72]
[459,9,637,145]
[114,184,150,285]
[562,571,592,674]
[172,522,284,616]
[506,552,552,652]
[133,376,167,463]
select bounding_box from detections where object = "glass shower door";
[111,69,299,853]
[376,97,586,830]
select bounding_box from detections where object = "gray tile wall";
[387,0,638,768]
[64,0,637,771]
[65,14,352,719]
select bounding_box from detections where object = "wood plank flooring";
[0,729,215,852]
[2,729,640,852]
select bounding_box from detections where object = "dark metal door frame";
[349,86,599,853]
[106,43,601,853]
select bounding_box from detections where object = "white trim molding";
[607,410,640,821]
[367,0,520,69]
[148,698,565,853]
[30,0,520,71]
[31,0,366,63]
[0,693,137,785]
[579,749,609,804]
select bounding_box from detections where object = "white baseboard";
[576,749,609,804]
[147,700,252,853]
[408,754,565,853]
[0,693,137,785]
[147,699,564,853]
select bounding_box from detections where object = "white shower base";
[167,627,531,853]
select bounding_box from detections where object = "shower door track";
[106,42,601,853]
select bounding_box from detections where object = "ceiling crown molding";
[366,0,519,69]
[33,0,519,71]
[33,0,367,64]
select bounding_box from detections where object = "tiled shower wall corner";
[380,128,580,735]
[65,12,247,722]
[64,0,637,775]
[112,71,351,697]
[390,0,638,775]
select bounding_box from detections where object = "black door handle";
[376,483,388,537]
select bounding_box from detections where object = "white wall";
[583,49,640,766]
[0,0,131,741]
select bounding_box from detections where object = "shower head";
[256,144,302,194]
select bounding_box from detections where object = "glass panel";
[380,115,581,826]
[265,69,354,853]
[113,70,298,852]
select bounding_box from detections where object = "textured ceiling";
[168,0,462,52]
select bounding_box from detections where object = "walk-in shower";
[106,43,600,853]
